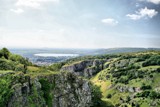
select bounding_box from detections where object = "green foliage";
[39,79,54,107]
[15,64,24,71]
[48,62,64,71]
[0,75,13,106]
[136,90,150,97]
[0,51,3,58]
[106,94,112,98]
[112,65,145,85]
[10,54,32,66]
[89,51,160,107]
[91,84,114,107]
[0,48,10,59]
[136,54,151,62]
[100,100,114,107]
[142,55,160,67]
[157,68,160,73]
[91,84,102,107]
[0,59,15,70]
[0,48,32,71]
[141,84,152,90]
[136,90,160,99]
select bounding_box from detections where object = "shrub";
[142,55,160,67]
[39,79,54,107]
[106,94,112,98]
[0,75,13,106]
[136,91,150,97]
[48,63,64,71]
[91,84,114,107]
[149,91,157,99]
[91,84,102,107]
[156,68,160,73]
[0,48,10,59]
[0,59,15,70]
[141,84,152,90]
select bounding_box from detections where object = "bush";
[0,75,13,106]
[91,84,102,107]
[156,68,160,73]
[149,91,157,99]
[0,51,3,58]
[141,84,152,90]
[0,59,15,70]
[142,55,160,67]
[90,84,114,107]
[136,91,150,97]
[48,63,64,71]
[136,90,160,99]
[0,48,10,59]
[39,79,54,107]
[106,94,112,98]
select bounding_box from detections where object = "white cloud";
[126,7,158,20]
[10,8,24,14]
[15,0,59,9]
[140,0,160,4]
[148,0,160,4]
[101,18,118,26]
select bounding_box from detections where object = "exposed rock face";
[61,59,106,78]
[61,60,93,72]
[114,59,129,68]
[6,72,93,107]
[7,75,46,107]
[116,85,139,93]
[84,67,96,78]
[53,72,92,107]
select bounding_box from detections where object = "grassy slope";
[90,51,160,107]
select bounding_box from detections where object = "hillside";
[9,48,160,66]
[0,48,105,107]
[0,48,160,107]
[60,51,160,107]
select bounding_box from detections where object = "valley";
[0,48,160,107]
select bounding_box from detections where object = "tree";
[23,64,27,74]
[91,84,102,107]
[149,91,157,99]
[106,94,112,98]
[1,48,10,59]
[0,50,3,58]
[23,58,29,74]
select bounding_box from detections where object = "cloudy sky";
[0,0,160,49]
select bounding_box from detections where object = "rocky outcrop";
[84,67,97,78]
[6,72,93,107]
[61,60,93,73]
[7,74,46,107]
[53,72,92,107]
[116,85,140,93]
[114,59,129,68]
[61,59,106,78]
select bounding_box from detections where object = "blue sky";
[0,0,160,48]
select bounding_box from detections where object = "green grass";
[25,71,59,78]
[152,73,160,88]
[140,66,160,71]
[63,60,84,67]
[0,70,13,74]
[27,66,40,72]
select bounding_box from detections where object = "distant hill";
[9,48,160,65]
[92,48,160,55]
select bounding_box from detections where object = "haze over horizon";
[0,0,160,49]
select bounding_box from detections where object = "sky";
[0,0,160,49]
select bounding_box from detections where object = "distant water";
[34,53,79,57]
